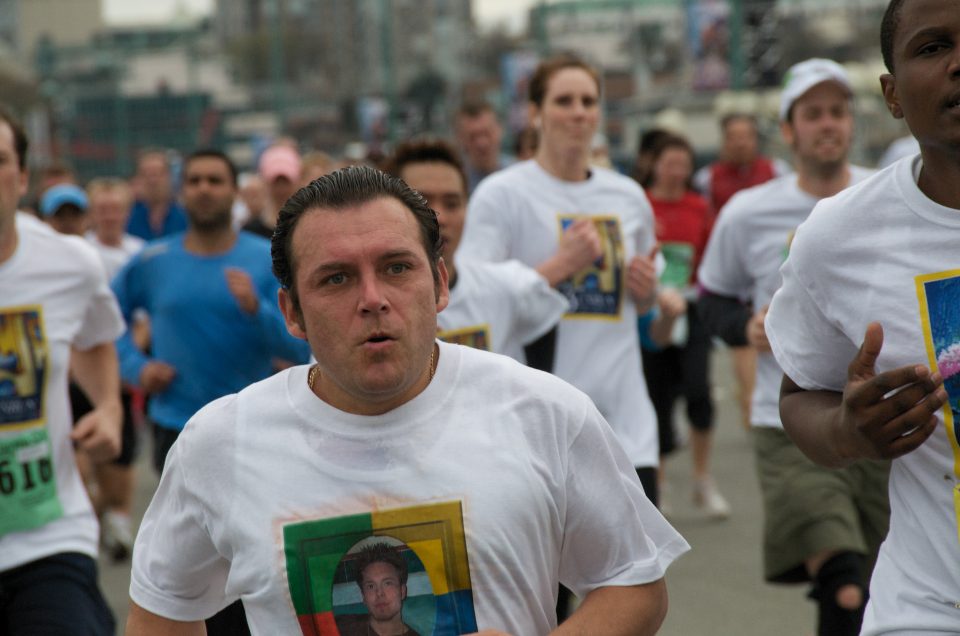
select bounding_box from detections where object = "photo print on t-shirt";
[283,500,477,636]
[557,215,624,318]
[331,536,430,636]
[0,307,48,428]
[916,270,960,454]
[437,324,491,352]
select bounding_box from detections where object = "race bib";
[0,427,62,536]
[659,242,694,289]
[0,306,63,536]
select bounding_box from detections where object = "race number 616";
[0,457,53,495]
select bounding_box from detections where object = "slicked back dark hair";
[880,0,906,73]
[0,106,29,171]
[383,138,468,195]
[183,149,239,186]
[353,542,409,589]
[271,165,442,311]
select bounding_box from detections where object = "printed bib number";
[0,427,62,536]
[659,242,694,289]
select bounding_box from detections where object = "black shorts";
[151,422,181,475]
[0,552,115,635]
[69,383,138,466]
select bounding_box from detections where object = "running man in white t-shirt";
[766,2,960,633]
[125,165,689,636]
[698,59,885,636]
[0,107,125,634]
[459,54,663,505]
[384,138,568,366]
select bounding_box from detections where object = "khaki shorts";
[752,426,891,583]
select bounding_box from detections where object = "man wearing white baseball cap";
[777,58,852,121]
[698,58,883,636]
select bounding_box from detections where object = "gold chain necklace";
[307,345,436,392]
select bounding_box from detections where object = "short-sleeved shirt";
[437,259,568,361]
[0,214,125,571]
[459,160,661,468]
[129,343,689,634]
[698,168,872,428]
[766,155,960,633]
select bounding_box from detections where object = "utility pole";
[729,0,745,89]
[379,0,398,143]
[268,0,287,131]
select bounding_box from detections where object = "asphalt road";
[98,346,815,635]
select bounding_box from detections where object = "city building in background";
[0,0,911,186]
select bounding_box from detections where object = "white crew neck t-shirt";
[698,167,873,428]
[130,342,689,635]
[459,160,660,468]
[766,154,960,633]
[438,258,568,362]
[0,214,125,571]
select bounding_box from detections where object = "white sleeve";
[697,207,750,298]
[766,232,857,392]
[460,178,514,263]
[559,401,689,597]
[129,410,234,620]
[501,260,569,344]
[634,190,658,257]
[74,248,126,351]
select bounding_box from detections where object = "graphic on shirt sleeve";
[557,215,624,319]
[284,501,477,636]
[0,307,63,536]
[437,324,491,352]
[0,307,48,429]
[659,242,694,289]
[916,270,960,542]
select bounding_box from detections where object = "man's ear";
[278,287,307,340]
[435,257,450,312]
[880,74,904,119]
[779,119,795,149]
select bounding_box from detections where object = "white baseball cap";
[778,58,852,121]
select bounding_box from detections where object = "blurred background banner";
[686,0,731,91]
[0,0,904,184]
